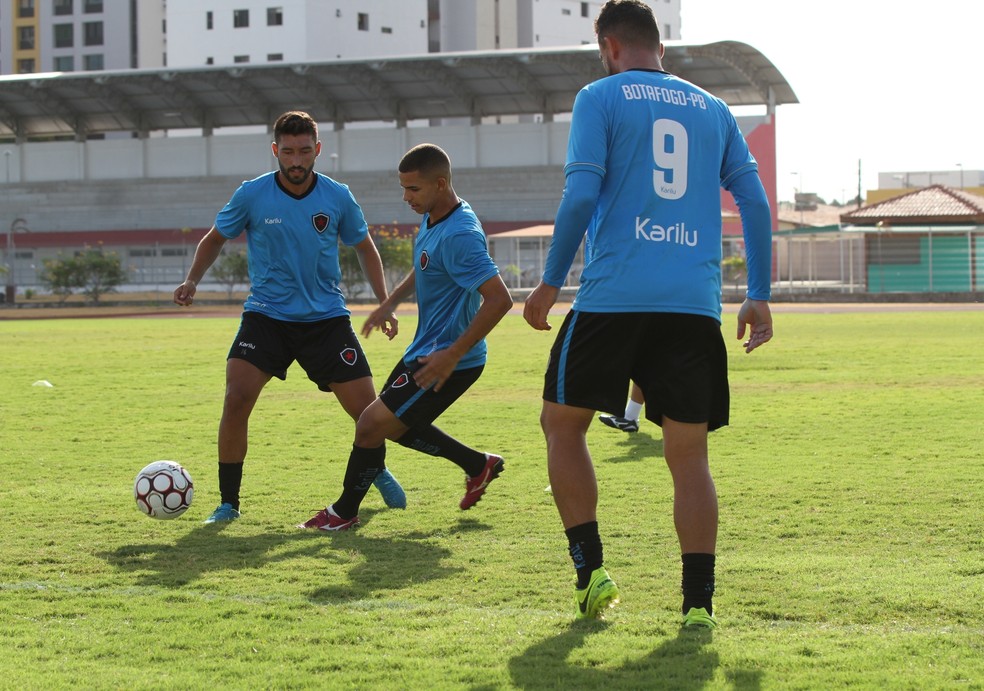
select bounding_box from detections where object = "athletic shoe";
[598,414,639,433]
[682,607,718,629]
[574,567,620,620]
[460,454,504,510]
[297,505,359,531]
[373,468,407,509]
[203,502,240,524]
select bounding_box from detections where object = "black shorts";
[378,359,483,429]
[543,311,730,431]
[228,311,372,392]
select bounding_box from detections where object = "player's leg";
[662,416,718,625]
[542,312,634,618]
[381,361,503,509]
[297,316,405,511]
[206,314,283,524]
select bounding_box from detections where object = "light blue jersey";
[215,171,369,322]
[403,201,499,371]
[545,68,771,320]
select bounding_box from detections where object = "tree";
[211,248,250,299]
[41,246,126,304]
[721,255,747,290]
[338,225,414,300]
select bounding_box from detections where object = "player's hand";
[173,280,197,307]
[361,306,399,340]
[413,351,457,392]
[737,298,773,353]
[523,281,560,331]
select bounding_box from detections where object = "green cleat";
[682,607,717,629]
[574,567,620,620]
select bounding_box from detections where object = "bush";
[41,246,126,304]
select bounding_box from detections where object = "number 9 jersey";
[564,68,763,320]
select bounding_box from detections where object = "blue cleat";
[373,468,407,509]
[203,502,240,524]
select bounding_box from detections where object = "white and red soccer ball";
[134,461,194,519]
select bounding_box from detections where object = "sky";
[679,0,981,204]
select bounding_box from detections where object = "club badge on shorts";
[312,213,330,233]
[339,347,358,366]
[392,372,411,388]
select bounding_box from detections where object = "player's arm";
[414,274,512,392]
[523,169,601,330]
[727,169,774,352]
[354,235,398,339]
[174,226,228,306]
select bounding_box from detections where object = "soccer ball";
[133,460,194,519]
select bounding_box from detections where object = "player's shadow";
[508,621,742,690]
[601,428,664,464]
[98,510,459,600]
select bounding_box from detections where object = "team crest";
[312,213,330,233]
[339,347,358,366]
[392,372,411,388]
[419,251,430,271]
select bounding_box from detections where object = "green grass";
[1,309,982,689]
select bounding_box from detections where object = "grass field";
[1,307,982,689]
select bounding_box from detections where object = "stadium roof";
[0,41,797,140]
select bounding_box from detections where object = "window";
[336,9,341,17]
[267,53,283,61]
[205,56,214,65]
[18,0,35,18]
[129,249,156,257]
[562,8,571,15]
[664,23,672,39]
[233,54,250,63]
[54,23,74,48]
[83,53,103,70]
[54,0,73,15]
[206,11,213,29]
[18,58,36,73]
[357,12,368,31]
[54,55,74,71]
[267,7,282,26]
[161,248,188,257]
[83,21,103,46]
[18,26,35,50]
[581,2,589,17]
[234,9,249,27]
[83,0,101,12]
[381,26,392,34]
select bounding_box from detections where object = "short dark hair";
[595,0,660,49]
[399,143,452,181]
[273,111,318,143]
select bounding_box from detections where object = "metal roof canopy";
[0,41,797,140]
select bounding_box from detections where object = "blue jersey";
[555,69,763,320]
[403,201,499,371]
[215,171,369,322]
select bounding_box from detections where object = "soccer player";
[598,382,645,433]
[523,0,774,627]
[300,143,513,531]
[173,110,406,524]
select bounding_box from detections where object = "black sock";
[565,521,603,589]
[396,424,486,476]
[681,552,716,615]
[332,444,385,519]
[217,462,244,510]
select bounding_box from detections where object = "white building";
[0,0,165,75]
[163,0,680,67]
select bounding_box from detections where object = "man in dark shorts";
[524,1,774,627]
[299,143,512,531]
[173,110,405,524]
